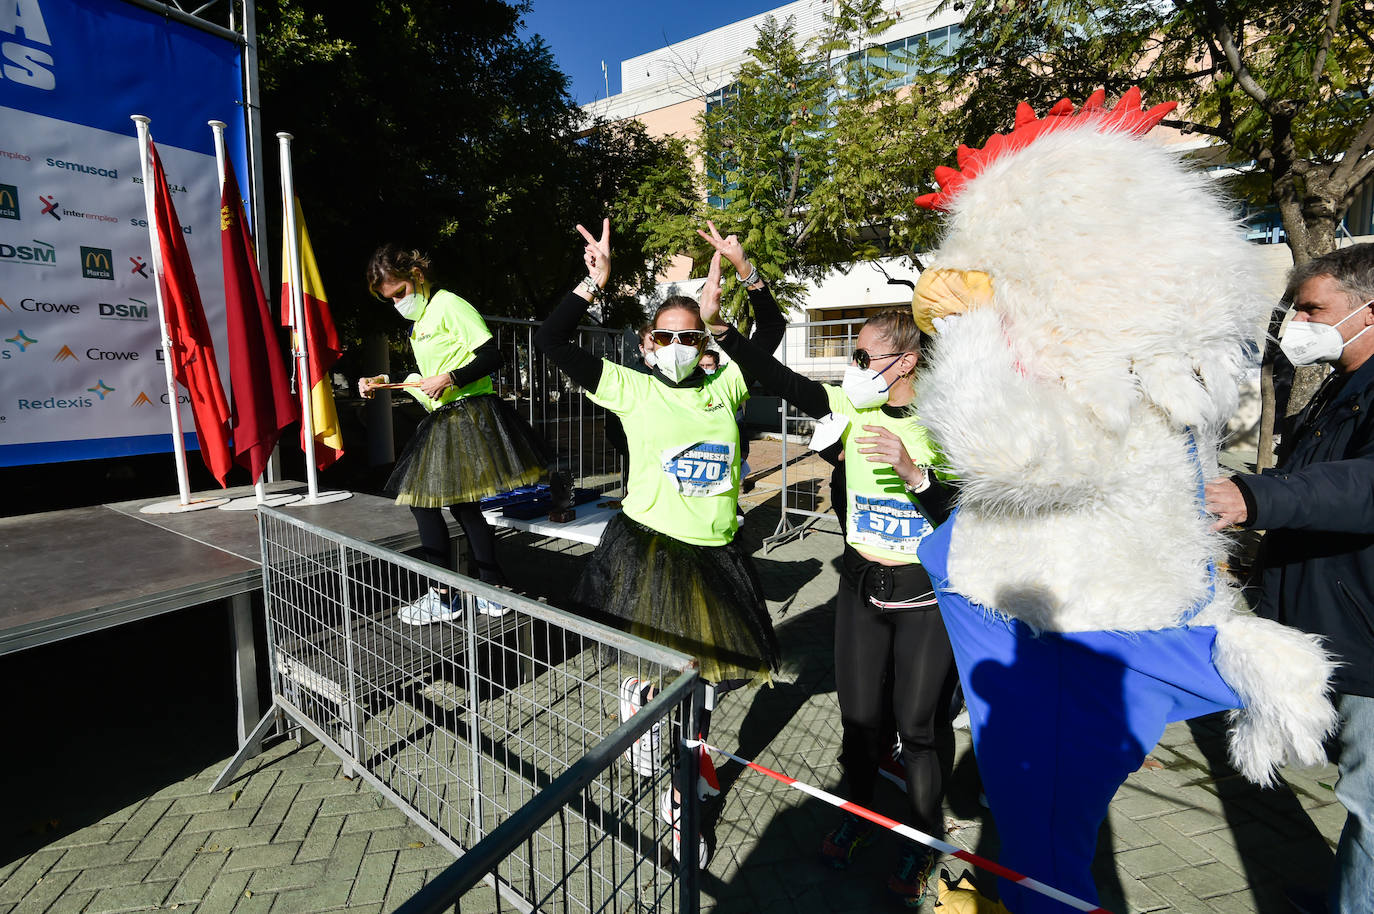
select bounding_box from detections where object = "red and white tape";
[685,739,1113,914]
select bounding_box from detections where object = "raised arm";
[533,219,611,391]
[696,221,785,357]
[699,252,829,418]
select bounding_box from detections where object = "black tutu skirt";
[386,394,550,507]
[574,513,780,686]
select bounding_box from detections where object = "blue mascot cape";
[917,511,1243,913]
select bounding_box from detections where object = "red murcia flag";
[220,161,297,482]
[149,140,233,486]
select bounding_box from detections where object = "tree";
[670,1,951,322]
[254,0,694,347]
[937,0,1374,267]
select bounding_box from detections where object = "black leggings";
[834,549,953,838]
[411,503,507,586]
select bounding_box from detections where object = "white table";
[483,500,620,546]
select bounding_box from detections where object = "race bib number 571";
[661,441,735,497]
[850,493,932,554]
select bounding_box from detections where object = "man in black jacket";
[1206,244,1374,914]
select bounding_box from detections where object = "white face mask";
[641,348,657,369]
[842,364,897,409]
[394,290,427,321]
[1280,302,1374,366]
[656,342,702,382]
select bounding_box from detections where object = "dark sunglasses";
[852,348,903,371]
[650,328,709,347]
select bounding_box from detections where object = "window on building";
[806,306,893,358]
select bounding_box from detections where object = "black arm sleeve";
[446,338,501,389]
[745,284,785,357]
[915,478,957,526]
[533,291,604,392]
[714,325,830,418]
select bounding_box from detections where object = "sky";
[518,0,791,106]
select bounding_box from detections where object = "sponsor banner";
[0,0,247,466]
[0,108,232,465]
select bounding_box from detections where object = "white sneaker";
[618,676,661,777]
[659,788,710,866]
[398,589,459,625]
[475,596,509,617]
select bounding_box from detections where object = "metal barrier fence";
[216,507,703,914]
[486,316,629,496]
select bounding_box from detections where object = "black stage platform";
[0,482,429,744]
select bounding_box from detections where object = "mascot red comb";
[911,90,1337,913]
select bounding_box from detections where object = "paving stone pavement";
[1,502,1345,914]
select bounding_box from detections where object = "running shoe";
[819,813,874,870]
[618,676,661,777]
[659,788,710,866]
[474,595,509,617]
[888,846,937,908]
[878,736,907,791]
[398,589,459,625]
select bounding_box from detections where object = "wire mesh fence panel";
[255,507,700,914]
[486,317,627,497]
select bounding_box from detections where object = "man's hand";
[575,218,611,290]
[1204,477,1249,531]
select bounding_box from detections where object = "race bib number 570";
[661,441,735,497]
[850,493,932,554]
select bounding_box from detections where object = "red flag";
[281,199,344,469]
[221,161,297,482]
[150,140,233,486]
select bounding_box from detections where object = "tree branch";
[1160,117,1228,139]
[1312,0,1343,86]
[1333,109,1374,187]
[1198,0,1270,111]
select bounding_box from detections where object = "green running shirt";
[824,385,944,564]
[590,360,750,546]
[405,289,494,411]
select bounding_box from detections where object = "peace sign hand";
[576,218,611,289]
[696,220,749,278]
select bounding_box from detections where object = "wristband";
[448,370,459,386]
[904,468,932,494]
[741,264,762,287]
[578,275,601,297]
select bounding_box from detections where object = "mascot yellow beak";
[911,269,994,335]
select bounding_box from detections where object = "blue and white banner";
[0,0,247,466]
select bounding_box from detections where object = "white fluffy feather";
[917,115,1335,783]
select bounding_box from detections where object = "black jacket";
[1235,354,1374,697]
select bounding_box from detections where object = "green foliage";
[936,0,1374,263]
[255,0,695,355]
[652,0,950,322]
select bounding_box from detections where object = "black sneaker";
[819,813,874,870]
[888,846,937,908]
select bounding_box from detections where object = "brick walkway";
[1,499,1345,914]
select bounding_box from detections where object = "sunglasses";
[650,328,709,347]
[852,348,904,371]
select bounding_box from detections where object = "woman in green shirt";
[360,243,548,624]
[534,219,783,862]
[703,300,955,909]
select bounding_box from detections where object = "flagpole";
[210,120,268,506]
[132,114,192,507]
[277,133,319,498]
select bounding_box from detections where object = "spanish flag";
[281,199,344,469]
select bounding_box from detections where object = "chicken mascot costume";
[910,90,1337,913]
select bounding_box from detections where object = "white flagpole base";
[140,496,232,515]
[284,490,353,506]
[218,492,304,511]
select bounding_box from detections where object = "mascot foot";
[819,813,874,870]
[889,847,938,908]
[934,872,1012,913]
